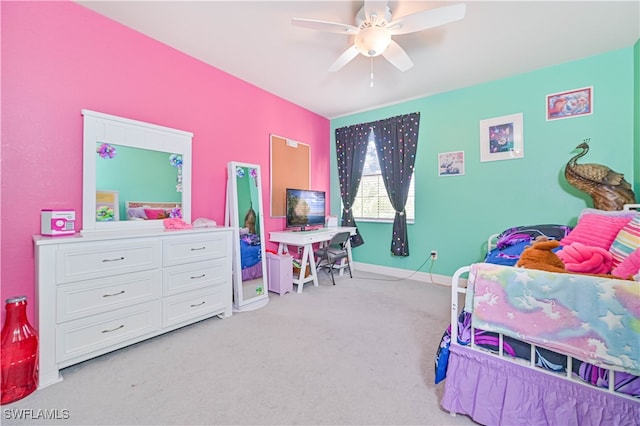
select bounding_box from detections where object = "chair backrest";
[328,231,351,249]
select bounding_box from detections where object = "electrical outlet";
[430,250,438,260]
[298,247,303,254]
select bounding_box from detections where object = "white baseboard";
[352,261,454,286]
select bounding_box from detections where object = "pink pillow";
[560,214,632,250]
[144,208,168,220]
[557,242,613,275]
[612,248,640,280]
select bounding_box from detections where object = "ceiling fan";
[292,1,466,73]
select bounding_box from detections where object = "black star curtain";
[370,112,420,256]
[334,123,369,248]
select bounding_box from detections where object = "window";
[351,131,415,222]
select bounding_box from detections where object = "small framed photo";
[546,87,593,121]
[479,113,524,162]
[438,151,465,177]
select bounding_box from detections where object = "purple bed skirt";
[441,345,639,426]
[242,261,263,281]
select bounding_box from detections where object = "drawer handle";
[102,256,125,263]
[102,290,125,298]
[101,324,124,333]
[191,274,206,279]
[190,246,206,251]
[190,301,206,308]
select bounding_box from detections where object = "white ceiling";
[76,1,640,119]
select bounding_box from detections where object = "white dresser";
[34,227,233,389]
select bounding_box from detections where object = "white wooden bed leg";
[449,412,457,417]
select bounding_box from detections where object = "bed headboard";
[125,201,182,220]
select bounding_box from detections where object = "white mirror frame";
[226,162,269,312]
[82,110,192,234]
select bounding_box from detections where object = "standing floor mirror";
[226,162,269,312]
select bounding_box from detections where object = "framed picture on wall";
[438,151,465,176]
[479,113,524,162]
[546,87,593,121]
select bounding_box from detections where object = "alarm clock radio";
[41,209,76,236]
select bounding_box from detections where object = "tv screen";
[286,188,326,231]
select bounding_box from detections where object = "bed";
[436,208,640,425]
[125,201,182,221]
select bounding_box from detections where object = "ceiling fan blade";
[292,18,358,34]
[329,45,360,72]
[382,40,413,72]
[387,3,466,35]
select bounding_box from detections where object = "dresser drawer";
[162,258,228,297]
[56,240,162,283]
[57,270,162,322]
[163,234,228,266]
[56,301,161,362]
[162,287,226,328]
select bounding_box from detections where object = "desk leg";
[306,244,318,288]
[292,244,318,293]
[277,243,288,255]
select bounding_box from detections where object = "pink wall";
[1,1,330,323]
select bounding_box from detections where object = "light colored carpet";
[3,270,476,426]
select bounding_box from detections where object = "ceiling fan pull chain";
[370,57,374,88]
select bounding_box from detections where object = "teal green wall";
[331,47,637,276]
[235,166,262,234]
[96,144,181,219]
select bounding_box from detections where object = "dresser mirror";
[226,162,269,311]
[82,110,193,234]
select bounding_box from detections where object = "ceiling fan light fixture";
[354,26,391,57]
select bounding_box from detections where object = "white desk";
[269,227,356,293]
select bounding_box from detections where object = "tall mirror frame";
[226,162,269,312]
[82,110,192,234]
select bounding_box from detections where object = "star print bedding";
[434,263,640,399]
[471,263,639,375]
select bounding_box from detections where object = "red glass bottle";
[1,296,38,404]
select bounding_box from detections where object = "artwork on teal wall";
[479,113,524,162]
[546,86,593,121]
[438,151,465,177]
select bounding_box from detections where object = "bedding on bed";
[435,263,640,398]
[126,202,181,220]
[435,310,640,396]
[471,263,639,375]
[484,224,571,266]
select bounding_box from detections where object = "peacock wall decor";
[564,139,636,211]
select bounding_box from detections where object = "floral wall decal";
[169,154,183,192]
[96,143,116,159]
[96,205,115,221]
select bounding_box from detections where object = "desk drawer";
[56,301,161,362]
[56,240,161,283]
[162,288,225,328]
[162,259,227,297]
[163,234,228,266]
[57,270,162,322]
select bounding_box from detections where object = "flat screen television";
[285,188,326,231]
